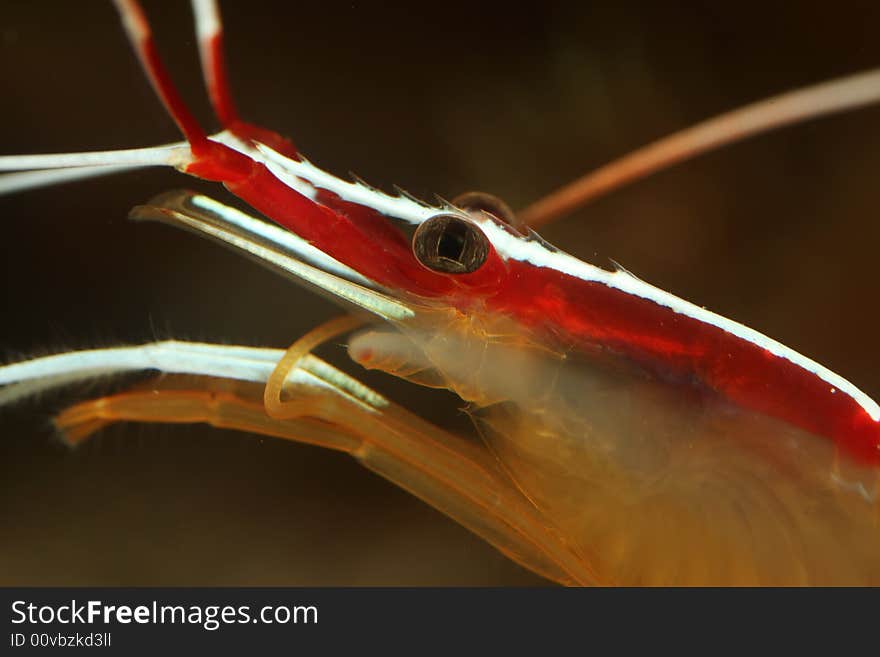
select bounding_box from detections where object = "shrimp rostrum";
[2,0,880,585]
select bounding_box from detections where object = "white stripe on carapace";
[255,144,437,222]
[0,134,432,222]
[249,144,880,423]
[475,217,880,423]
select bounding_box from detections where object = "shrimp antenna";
[0,0,272,194]
[190,0,297,156]
[113,0,260,184]
[113,0,210,155]
[520,68,880,228]
[0,138,197,196]
[191,0,239,128]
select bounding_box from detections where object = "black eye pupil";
[437,222,467,261]
[412,213,489,275]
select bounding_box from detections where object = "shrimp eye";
[452,191,523,233]
[412,213,489,274]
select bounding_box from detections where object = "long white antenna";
[0,142,191,172]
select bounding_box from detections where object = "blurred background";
[1,0,879,585]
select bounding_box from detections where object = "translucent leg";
[54,374,597,586]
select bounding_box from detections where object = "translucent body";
[351,309,880,584]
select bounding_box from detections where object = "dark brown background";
[1,1,879,585]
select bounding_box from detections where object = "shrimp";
[1,1,880,585]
